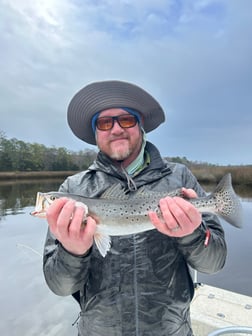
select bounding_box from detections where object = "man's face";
[95,108,143,162]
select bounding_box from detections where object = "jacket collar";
[88,141,172,189]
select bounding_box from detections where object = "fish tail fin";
[94,228,111,257]
[212,173,243,228]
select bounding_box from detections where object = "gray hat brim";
[67,80,165,145]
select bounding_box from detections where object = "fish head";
[30,192,58,218]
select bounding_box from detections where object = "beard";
[96,127,143,164]
[109,147,131,161]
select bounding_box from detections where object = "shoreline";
[0,171,77,181]
[0,168,252,186]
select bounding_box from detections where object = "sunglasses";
[96,114,139,131]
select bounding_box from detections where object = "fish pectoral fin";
[94,227,111,257]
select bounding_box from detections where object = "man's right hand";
[46,198,97,256]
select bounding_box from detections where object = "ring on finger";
[171,224,180,232]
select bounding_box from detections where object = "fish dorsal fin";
[100,184,159,200]
[132,186,150,199]
[100,183,129,200]
[130,186,183,200]
[100,184,183,201]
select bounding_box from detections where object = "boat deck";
[191,284,252,335]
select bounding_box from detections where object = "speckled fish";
[31,173,242,257]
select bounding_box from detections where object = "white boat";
[191,283,252,335]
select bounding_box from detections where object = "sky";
[0,0,251,165]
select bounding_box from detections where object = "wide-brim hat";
[67,80,165,145]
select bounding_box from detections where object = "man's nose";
[111,119,124,132]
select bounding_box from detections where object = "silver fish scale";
[31,174,242,257]
[89,198,158,223]
[86,198,157,236]
[33,174,243,232]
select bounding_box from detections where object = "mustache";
[109,135,129,142]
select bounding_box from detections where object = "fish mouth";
[30,210,46,218]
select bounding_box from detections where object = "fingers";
[148,211,172,235]
[46,198,96,255]
[149,195,202,237]
[181,187,198,198]
[80,216,97,241]
[46,197,69,233]
[63,201,86,240]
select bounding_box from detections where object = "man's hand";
[148,188,202,237]
[46,198,97,255]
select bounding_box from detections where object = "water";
[0,179,251,335]
[0,180,80,336]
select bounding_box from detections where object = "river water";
[0,179,251,335]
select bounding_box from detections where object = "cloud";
[0,0,251,164]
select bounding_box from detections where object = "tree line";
[1,132,251,186]
[0,132,97,172]
[0,132,197,173]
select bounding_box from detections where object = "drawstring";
[120,164,137,191]
[72,312,81,327]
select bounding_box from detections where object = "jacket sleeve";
[43,229,91,296]
[176,166,227,274]
[176,213,227,274]
[43,177,91,297]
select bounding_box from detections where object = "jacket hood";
[87,141,172,189]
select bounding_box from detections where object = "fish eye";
[50,196,57,201]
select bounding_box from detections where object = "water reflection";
[0,179,62,219]
[1,179,252,219]
[0,179,81,335]
[0,179,251,335]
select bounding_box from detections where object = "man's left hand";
[148,188,202,237]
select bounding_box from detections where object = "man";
[43,80,227,336]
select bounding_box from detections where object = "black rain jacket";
[43,142,227,336]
